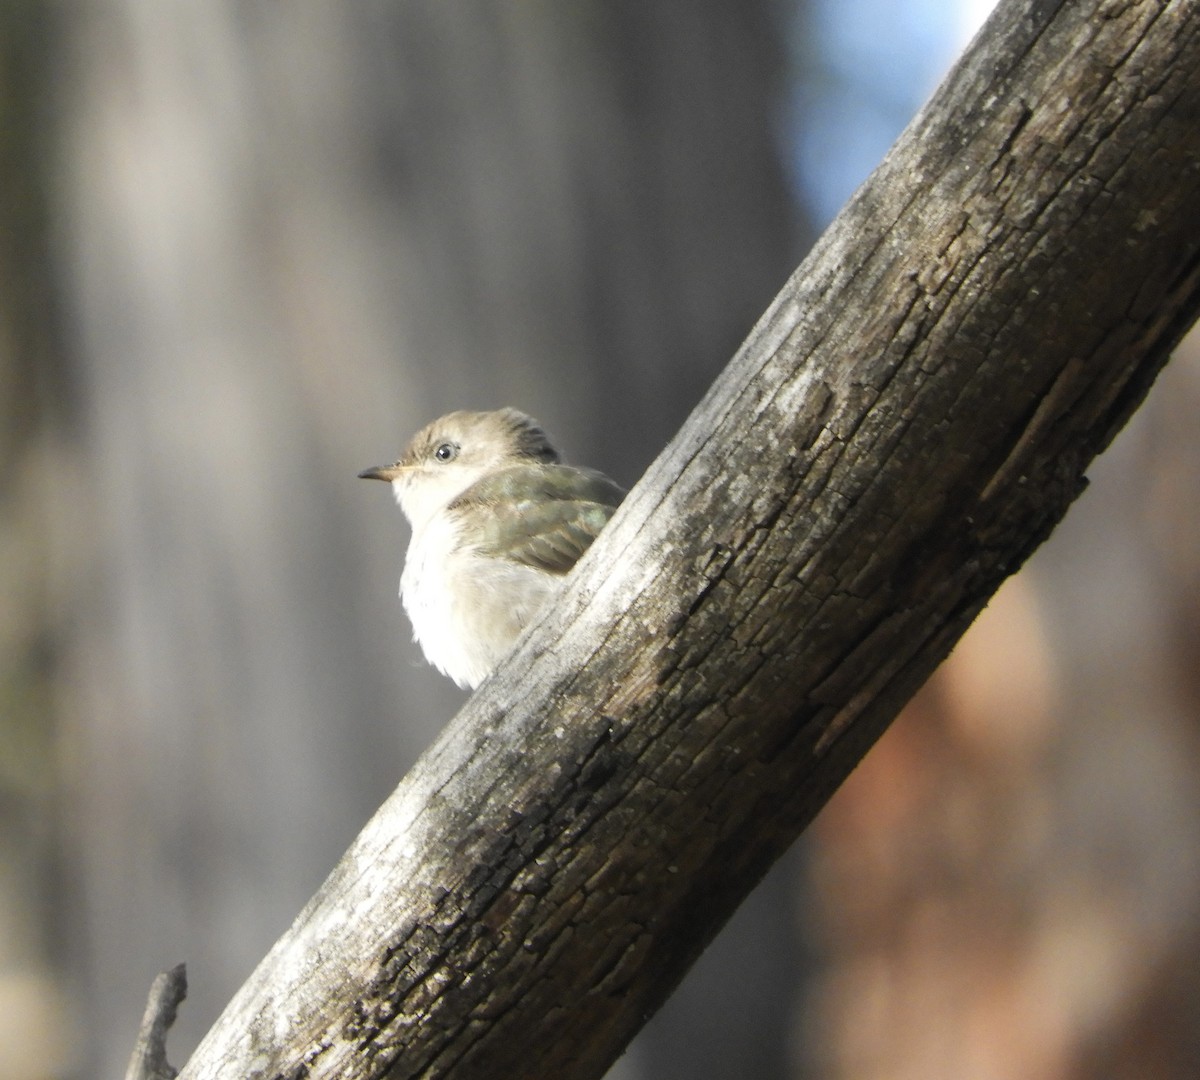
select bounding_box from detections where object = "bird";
[359,408,625,689]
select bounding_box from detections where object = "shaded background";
[2,2,1198,1078]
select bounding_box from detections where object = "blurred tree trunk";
[0,3,77,1077]
[56,3,799,1077]
[169,1,1200,1078]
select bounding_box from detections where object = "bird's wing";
[455,464,625,575]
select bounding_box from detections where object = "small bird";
[359,408,625,689]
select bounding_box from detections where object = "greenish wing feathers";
[456,465,625,574]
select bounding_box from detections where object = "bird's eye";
[434,442,458,462]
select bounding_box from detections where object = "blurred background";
[2,2,1198,1078]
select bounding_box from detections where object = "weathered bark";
[177,1,1200,1078]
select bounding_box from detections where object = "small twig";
[124,963,188,1080]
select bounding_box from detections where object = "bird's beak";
[358,464,405,482]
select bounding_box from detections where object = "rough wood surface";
[177,1,1200,1077]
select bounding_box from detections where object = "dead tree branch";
[125,964,187,1080]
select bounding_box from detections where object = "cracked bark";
[173,1,1200,1078]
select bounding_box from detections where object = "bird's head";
[358,408,560,529]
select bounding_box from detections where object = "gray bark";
[125,964,187,1080]
[175,1,1200,1077]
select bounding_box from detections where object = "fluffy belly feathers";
[400,516,561,689]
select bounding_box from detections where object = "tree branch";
[176,1,1200,1077]
[125,964,187,1080]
